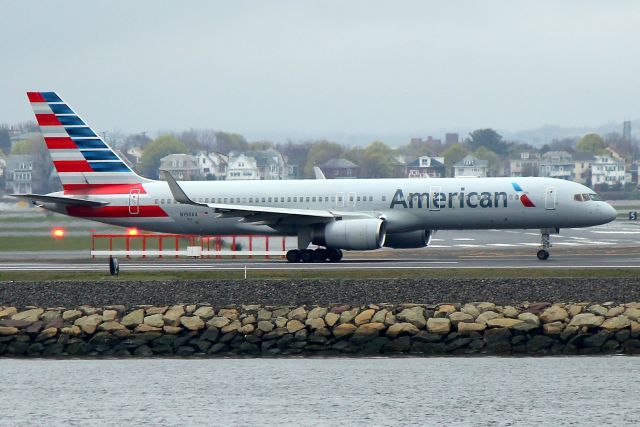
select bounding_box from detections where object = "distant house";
[454,155,488,177]
[159,153,199,180]
[320,158,359,179]
[406,156,446,178]
[4,154,34,194]
[246,149,288,180]
[573,153,594,185]
[196,151,228,180]
[124,145,144,165]
[227,153,260,180]
[539,151,574,181]
[591,154,625,188]
[509,152,539,177]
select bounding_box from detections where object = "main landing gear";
[286,248,343,263]
[536,228,557,261]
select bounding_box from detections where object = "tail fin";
[27,91,151,194]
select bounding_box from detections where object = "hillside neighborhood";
[1,123,638,197]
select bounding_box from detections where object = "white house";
[159,153,199,180]
[539,151,574,181]
[227,153,260,180]
[454,155,488,177]
[591,154,625,188]
[196,151,228,180]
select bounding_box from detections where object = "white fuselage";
[45,176,617,236]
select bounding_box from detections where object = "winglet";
[313,166,326,180]
[160,170,206,206]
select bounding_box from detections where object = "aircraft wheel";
[301,249,315,263]
[314,248,328,262]
[286,249,301,263]
[536,249,549,261]
[327,248,343,262]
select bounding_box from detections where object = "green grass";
[1,267,639,282]
[0,236,92,251]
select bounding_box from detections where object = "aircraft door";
[335,192,345,208]
[545,186,556,210]
[347,192,356,208]
[429,186,441,211]
[128,189,140,215]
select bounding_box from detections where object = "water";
[0,357,638,426]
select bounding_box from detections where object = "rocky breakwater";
[1,302,640,357]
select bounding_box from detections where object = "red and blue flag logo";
[512,183,536,207]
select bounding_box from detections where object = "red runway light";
[126,228,139,236]
[52,228,65,238]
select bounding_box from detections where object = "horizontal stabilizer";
[11,194,109,207]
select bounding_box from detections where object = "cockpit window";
[588,193,602,201]
[574,194,584,202]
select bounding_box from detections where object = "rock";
[180,316,205,331]
[257,309,272,321]
[74,314,103,334]
[11,308,44,322]
[194,307,215,319]
[238,324,255,334]
[624,308,640,321]
[218,308,238,320]
[163,326,182,335]
[287,307,307,321]
[134,345,154,356]
[601,316,631,330]
[486,318,524,329]
[354,322,385,337]
[0,307,17,318]
[0,326,18,335]
[135,324,162,333]
[305,318,325,330]
[436,304,456,315]
[272,307,290,318]
[569,313,604,328]
[502,306,519,318]
[221,320,241,334]
[102,310,118,322]
[200,328,219,341]
[583,331,613,348]
[307,307,328,320]
[164,306,186,326]
[0,319,32,328]
[35,327,58,341]
[587,304,608,316]
[426,318,451,334]
[257,321,274,332]
[461,304,480,318]
[457,322,486,334]
[25,321,43,334]
[333,323,357,338]
[567,305,583,317]
[286,320,305,333]
[477,302,496,312]
[274,317,288,328]
[384,312,396,326]
[539,306,568,323]
[527,335,556,352]
[339,309,359,324]
[330,305,351,314]
[143,314,165,328]
[631,321,640,338]
[185,305,196,314]
[98,321,126,332]
[42,310,61,322]
[517,312,540,325]
[449,312,475,325]
[241,315,257,326]
[543,322,565,335]
[397,307,427,328]
[325,312,340,327]
[60,325,81,336]
[207,317,230,328]
[606,306,625,318]
[483,328,511,344]
[371,309,388,324]
[386,323,420,337]
[354,309,375,326]
[476,311,501,325]
[121,309,145,328]
[145,306,168,315]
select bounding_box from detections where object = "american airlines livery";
[13,92,617,262]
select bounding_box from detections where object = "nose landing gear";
[537,228,558,261]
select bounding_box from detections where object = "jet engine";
[312,218,386,250]
[383,229,433,249]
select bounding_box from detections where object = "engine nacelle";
[313,218,386,250]
[383,230,433,249]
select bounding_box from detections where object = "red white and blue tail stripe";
[27,91,150,195]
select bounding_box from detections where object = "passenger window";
[312,197,316,202]
[369,196,373,202]
[262,197,266,202]
[155,199,159,204]
[224,198,228,203]
[349,195,354,202]
[382,196,386,202]
[331,196,335,202]
[281,197,285,202]
[306,197,310,202]
[287,197,291,202]
[357,196,361,201]
[338,196,343,202]
[160,199,164,204]
[268,197,272,202]
[294,197,297,202]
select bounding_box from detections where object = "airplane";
[12,91,618,263]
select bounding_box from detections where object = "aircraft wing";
[160,170,343,223]
[11,194,109,207]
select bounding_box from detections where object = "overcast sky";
[1,1,639,142]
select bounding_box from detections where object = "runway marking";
[453,238,475,241]
[592,231,640,234]
[455,244,483,247]
[487,243,519,247]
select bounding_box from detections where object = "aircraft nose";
[601,203,617,223]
